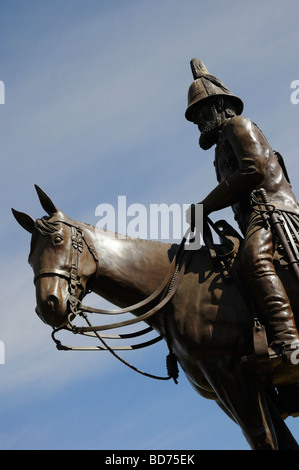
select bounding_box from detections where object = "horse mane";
[28,217,59,260]
[35,217,59,235]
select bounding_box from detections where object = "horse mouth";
[35,305,70,328]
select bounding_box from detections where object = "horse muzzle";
[35,277,70,327]
[35,302,69,328]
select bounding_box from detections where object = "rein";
[39,220,191,382]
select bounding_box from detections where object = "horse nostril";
[47,294,59,312]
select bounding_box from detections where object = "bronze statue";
[12,185,299,449]
[185,59,299,371]
[11,60,299,450]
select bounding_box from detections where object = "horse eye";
[52,234,63,245]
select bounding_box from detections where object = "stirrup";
[241,321,273,383]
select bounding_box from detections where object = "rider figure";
[185,59,299,413]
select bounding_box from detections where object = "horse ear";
[11,208,35,233]
[34,185,58,215]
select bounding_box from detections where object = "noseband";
[34,221,99,317]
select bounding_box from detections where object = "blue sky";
[2,0,299,450]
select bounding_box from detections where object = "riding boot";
[248,273,299,366]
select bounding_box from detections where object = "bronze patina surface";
[12,60,299,450]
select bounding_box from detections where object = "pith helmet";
[185,58,244,122]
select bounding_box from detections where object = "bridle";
[34,221,99,318]
[34,219,191,382]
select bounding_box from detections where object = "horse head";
[12,186,98,328]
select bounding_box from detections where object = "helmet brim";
[185,94,244,122]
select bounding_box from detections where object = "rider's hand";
[186,204,196,232]
[186,203,205,232]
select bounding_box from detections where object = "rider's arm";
[201,116,267,215]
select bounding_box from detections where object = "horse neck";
[81,223,174,309]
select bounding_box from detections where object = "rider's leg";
[241,212,299,361]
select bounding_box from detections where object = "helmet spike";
[190,58,209,80]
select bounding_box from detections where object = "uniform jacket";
[202,115,299,233]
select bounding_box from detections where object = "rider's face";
[192,101,221,150]
[192,102,216,129]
